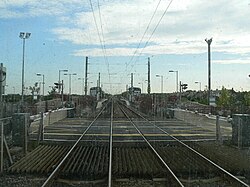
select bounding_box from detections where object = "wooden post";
[4,137,13,164]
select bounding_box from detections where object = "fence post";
[12,113,30,154]
[1,121,3,173]
[37,112,44,144]
[216,115,222,144]
[238,118,242,148]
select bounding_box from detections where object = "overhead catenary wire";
[127,0,174,73]
[138,0,174,57]
[97,0,111,84]
[126,0,162,71]
[89,0,111,89]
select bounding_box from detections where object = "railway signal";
[54,82,62,90]
[181,83,188,90]
[54,83,59,89]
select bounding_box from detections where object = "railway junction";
[1,97,250,187]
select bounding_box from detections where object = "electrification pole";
[147,57,151,94]
[84,56,88,95]
[131,73,134,102]
[98,72,101,100]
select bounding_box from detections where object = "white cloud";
[2,0,250,60]
[73,47,137,57]
[52,0,250,58]
[0,0,88,18]
[214,58,250,64]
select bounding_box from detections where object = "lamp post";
[156,75,163,93]
[205,38,212,105]
[36,73,45,98]
[59,69,68,93]
[78,78,84,95]
[64,73,77,101]
[19,32,31,103]
[169,70,178,93]
[195,81,201,91]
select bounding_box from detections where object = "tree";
[29,82,40,100]
[243,92,250,106]
[217,86,231,108]
[48,86,57,96]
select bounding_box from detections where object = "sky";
[1,0,250,95]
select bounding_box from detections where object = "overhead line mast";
[147,57,151,94]
[84,56,88,96]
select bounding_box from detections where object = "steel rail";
[0,117,12,121]
[41,100,110,187]
[108,98,113,187]
[126,104,249,187]
[118,103,184,187]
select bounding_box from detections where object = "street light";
[36,73,45,98]
[195,81,202,91]
[78,78,84,95]
[205,37,212,104]
[19,32,31,103]
[156,75,163,93]
[64,73,77,101]
[59,69,68,93]
[169,70,178,93]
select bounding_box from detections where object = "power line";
[139,0,174,57]
[126,0,162,70]
[97,0,112,90]
[89,0,111,86]
[127,0,174,73]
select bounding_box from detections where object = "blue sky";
[1,0,250,95]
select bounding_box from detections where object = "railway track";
[7,98,250,186]
[118,101,249,187]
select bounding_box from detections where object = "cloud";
[52,0,250,58]
[73,47,137,57]
[2,0,250,59]
[0,0,88,18]
[214,58,250,64]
